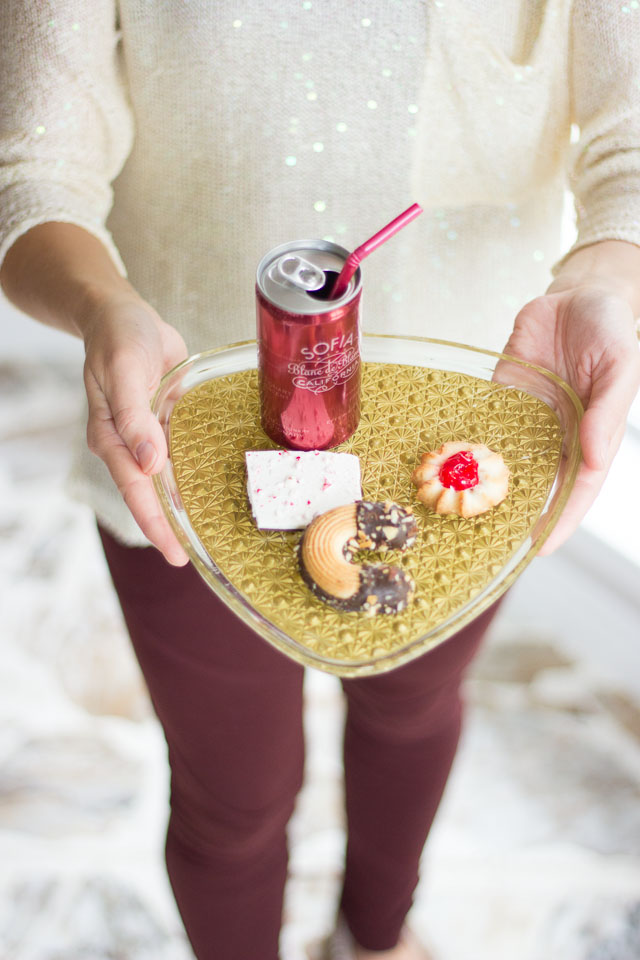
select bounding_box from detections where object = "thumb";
[579,361,639,473]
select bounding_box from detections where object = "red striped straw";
[330,202,423,300]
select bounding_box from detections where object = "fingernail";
[136,441,158,473]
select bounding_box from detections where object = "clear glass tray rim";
[152,334,583,676]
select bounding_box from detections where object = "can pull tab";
[271,254,326,292]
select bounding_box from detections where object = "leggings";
[99,526,499,960]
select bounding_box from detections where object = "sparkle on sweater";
[1,0,639,548]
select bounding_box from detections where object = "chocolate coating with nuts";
[298,500,417,615]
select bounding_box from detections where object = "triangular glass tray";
[153,335,582,677]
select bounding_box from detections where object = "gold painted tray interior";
[153,336,582,676]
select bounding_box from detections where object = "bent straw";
[330,202,423,300]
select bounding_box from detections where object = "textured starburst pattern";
[169,364,563,675]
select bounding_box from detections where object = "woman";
[1,2,639,958]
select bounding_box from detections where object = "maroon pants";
[99,526,498,960]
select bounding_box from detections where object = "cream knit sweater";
[1,0,639,545]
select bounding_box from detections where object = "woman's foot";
[353,926,433,960]
[307,917,434,960]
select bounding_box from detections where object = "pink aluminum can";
[256,239,362,450]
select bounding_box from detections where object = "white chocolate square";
[245,450,362,530]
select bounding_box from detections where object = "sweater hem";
[65,472,152,550]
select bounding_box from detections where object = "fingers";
[79,296,190,564]
[579,358,640,472]
[539,414,627,556]
[85,363,189,567]
[548,345,640,554]
[108,442,190,566]
[537,460,607,556]
[89,346,169,473]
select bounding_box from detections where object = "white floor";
[1,356,639,960]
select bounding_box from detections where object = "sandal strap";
[327,915,356,960]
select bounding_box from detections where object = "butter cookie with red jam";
[412,441,509,518]
[298,500,417,615]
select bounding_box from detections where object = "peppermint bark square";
[245,450,362,530]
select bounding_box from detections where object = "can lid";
[257,239,361,315]
[272,254,325,292]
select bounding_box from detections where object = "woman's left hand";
[504,276,640,555]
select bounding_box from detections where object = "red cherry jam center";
[439,450,479,490]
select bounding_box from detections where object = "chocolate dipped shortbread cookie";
[298,500,417,615]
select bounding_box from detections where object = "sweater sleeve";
[557,1,640,266]
[0,0,134,274]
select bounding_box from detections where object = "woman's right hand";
[82,290,190,565]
